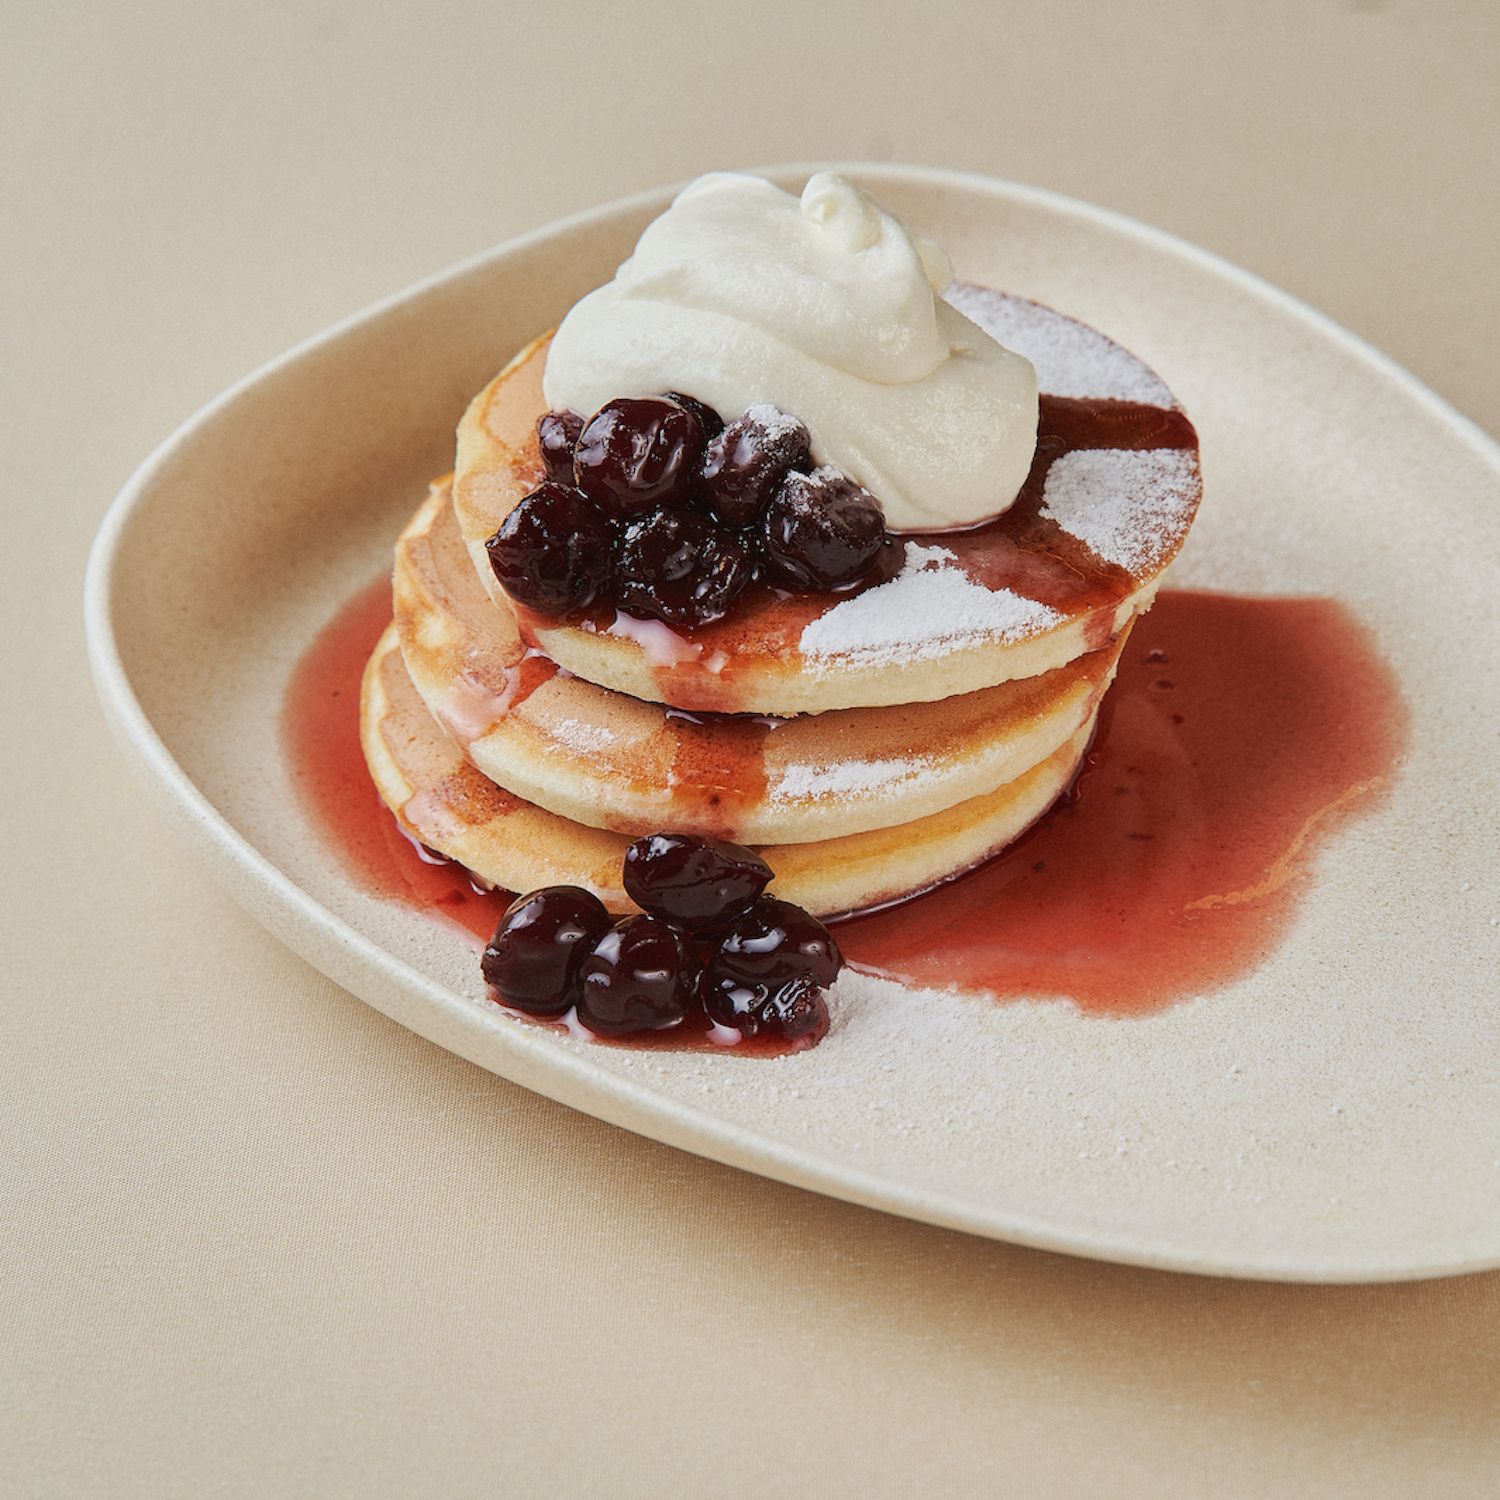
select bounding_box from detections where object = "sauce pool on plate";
[283,579,1407,1022]
[836,589,1408,1012]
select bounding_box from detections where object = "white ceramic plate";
[85,165,1500,1282]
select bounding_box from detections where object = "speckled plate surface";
[85,165,1500,1281]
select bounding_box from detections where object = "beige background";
[6,2,1500,1495]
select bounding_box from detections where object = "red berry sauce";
[834,588,1409,1014]
[279,580,819,1053]
[283,577,1408,1034]
[280,576,503,944]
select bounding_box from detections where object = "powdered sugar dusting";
[742,402,803,439]
[946,283,1176,407]
[799,542,1062,665]
[549,716,622,754]
[904,541,960,570]
[774,756,936,804]
[1041,449,1199,572]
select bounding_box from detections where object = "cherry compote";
[697,404,811,529]
[764,468,886,590]
[622,832,773,930]
[615,508,755,628]
[487,391,896,632]
[483,835,843,1043]
[577,915,694,1036]
[572,397,705,518]
[485,482,615,617]
[536,409,584,484]
[482,885,612,1016]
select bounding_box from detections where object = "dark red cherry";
[697,405,812,529]
[713,896,843,989]
[536,409,584,484]
[663,391,724,441]
[482,885,612,1016]
[485,482,615,618]
[763,468,886,590]
[577,915,694,1037]
[573,397,705,518]
[701,969,830,1041]
[615,508,754,628]
[623,833,773,931]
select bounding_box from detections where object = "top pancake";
[453,286,1200,715]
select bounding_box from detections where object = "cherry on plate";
[700,969,830,1041]
[482,885,612,1016]
[713,896,844,989]
[622,833,773,931]
[577,915,695,1037]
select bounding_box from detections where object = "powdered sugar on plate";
[1041,449,1199,573]
[799,543,1062,666]
[946,283,1176,407]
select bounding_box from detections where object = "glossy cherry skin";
[482,886,612,1016]
[536,409,584,484]
[573,398,705,518]
[663,391,725,441]
[713,896,844,988]
[622,833,773,931]
[485,482,615,617]
[576,915,695,1037]
[701,969,830,1041]
[763,468,886,590]
[614,508,754,628]
[696,405,811,529]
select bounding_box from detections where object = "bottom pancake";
[361,624,1095,918]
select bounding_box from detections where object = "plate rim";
[84,162,1500,1284]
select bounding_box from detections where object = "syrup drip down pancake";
[361,625,1098,920]
[394,478,1126,844]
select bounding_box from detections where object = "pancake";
[361,624,1095,919]
[394,476,1126,845]
[452,287,1200,715]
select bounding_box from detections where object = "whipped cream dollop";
[543,173,1038,531]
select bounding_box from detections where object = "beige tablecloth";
[5,2,1498,1494]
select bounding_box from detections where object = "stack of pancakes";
[360,289,1200,917]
